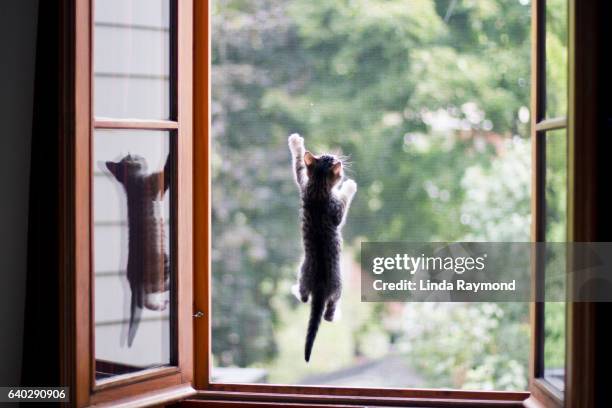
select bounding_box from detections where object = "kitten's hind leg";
[292,261,311,303]
[324,295,342,322]
[291,283,302,301]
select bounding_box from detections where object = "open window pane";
[545,0,568,119]
[543,129,567,391]
[94,0,173,120]
[211,0,531,390]
[93,129,175,381]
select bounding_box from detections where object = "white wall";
[94,0,170,120]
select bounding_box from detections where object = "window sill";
[90,384,196,408]
[179,390,529,408]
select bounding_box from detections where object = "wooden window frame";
[524,0,599,408]
[190,1,528,407]
[61,0,195,406]
[59,0,601,407]
[527,0,567,406]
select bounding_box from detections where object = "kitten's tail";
[305,292,325,362]
[128,292,142,347]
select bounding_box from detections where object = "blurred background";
[211,0,567,390]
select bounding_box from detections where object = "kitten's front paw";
[343,179,357,196]
[288,133,304,153]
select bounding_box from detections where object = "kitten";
[105,154,171,346]
[288,133,357,362]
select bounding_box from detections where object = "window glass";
[545,0,568,118]
[93,129,175,380]
[94,0,172,120]
[211,0,531,389]
[543,129,567,390]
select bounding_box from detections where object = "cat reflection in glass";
[105,154,171,346]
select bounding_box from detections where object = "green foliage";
[544,302,566,370]
[545,0,568,118]
[542,127,568,373]
[402,303,529,390]
[211,0,565,390]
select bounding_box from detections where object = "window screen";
[211,0,531,390]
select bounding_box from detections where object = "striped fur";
[288,134,357,362]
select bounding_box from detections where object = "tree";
[211,0,541,390]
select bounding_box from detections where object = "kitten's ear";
[105,161,124,182]
[332,161,343,177]
[304,151,316,167]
